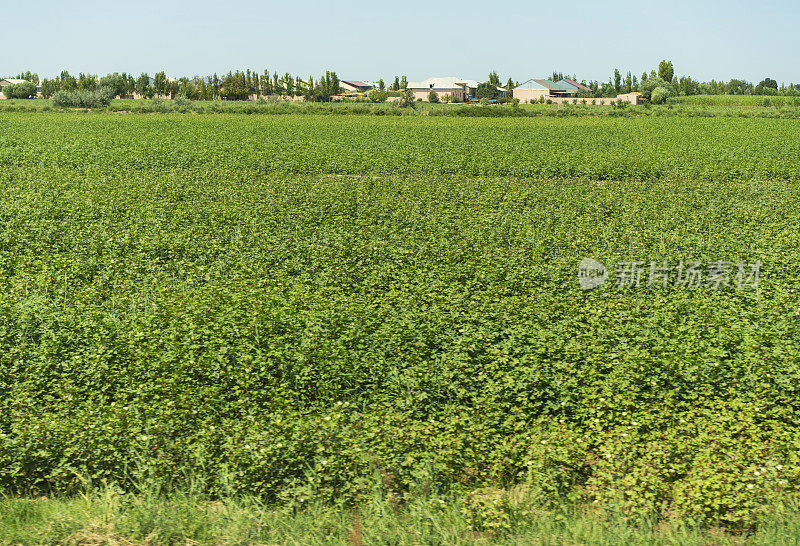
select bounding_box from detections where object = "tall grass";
[3,487,800,545]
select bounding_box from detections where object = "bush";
[2,81,37,99]
[651,87,669,105]
[173,96,191,107]
[368,90,388,103]
[397,89,416,108]
[640,77,676,101]
[52,87,115,108]
[428,90,440,103]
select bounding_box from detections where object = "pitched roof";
[515,79,550,90]
[533,79,568,91]
[557,78,591,91]
[0,78,28,86]
[341,80,372,88]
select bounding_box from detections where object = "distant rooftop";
[407,77,480,90]
[341,80,372,88]
[557,78,591,91]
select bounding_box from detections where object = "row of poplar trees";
[36,69,345,102]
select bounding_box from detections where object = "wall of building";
[513,88,549,103]
[410,87,466,101]
[517,93,642,105]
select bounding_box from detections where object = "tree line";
[5,63,800,102]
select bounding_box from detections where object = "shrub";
[640,77,676,101]
[52,87,115,108]
[397,89,416,108]
[368,90,389,103]
[174,96,191,107]
[651,87,669,105]
[2,81,37,99]
[428,90,440,103]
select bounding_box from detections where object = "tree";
[99,73,126,97]
[135,73,152,98]
[613,69,622,93]
[400,75,408,89]
[77,73,96,91]
[2,81,37,99]
[15,71,39,85]
[392,76,400,91]
[153,72,168,96]
[476,81,500,100]
[658,60,674,83]
[598,80,616,97]
[651,87,670,104]
[428,90,440,103]
[623,72,632,93]
[60,71,77,92]
[398,88,415,108]
[551,71,564,82]
[378,78,385,91]
[505,77,514,98]
[755,77,778,95]
[678,76,698,96]
[726,79,752,95]
[368,90,388,102]
[640,77,676,101]
[40,79,58,98]
[488,71,500,86]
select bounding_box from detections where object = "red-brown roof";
[561,78,591,90]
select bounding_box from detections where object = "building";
[512,79,557,102]
[0,78,28,88]
[556,78,592,94]
[340,80,373,93]
[513,77,642,105]
[406,77,479,102]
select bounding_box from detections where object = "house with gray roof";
[406,77,480,102]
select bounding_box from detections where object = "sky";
[3,0,799,85]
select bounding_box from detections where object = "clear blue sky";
[4,0,799,85]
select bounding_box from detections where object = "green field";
[1,111,800,542]
[676,94,800,107]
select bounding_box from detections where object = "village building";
[406,77,479,102]
[340,80,373,93]
[513,77,642,105]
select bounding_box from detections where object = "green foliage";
[1,81,37,99]
[1,113,800,533]
[641,77,676,101]
[98,73,127,98]
[476,81,501,100]
[398,88,416,108]
[428,90,440,103]
[52,87,115,108]
[368,90,388,103]
[651,87,670,104]
[658,60,674,82]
